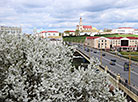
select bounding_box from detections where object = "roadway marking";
[91,50,138,76]
[78,48,138,76]
[78,47,138,76]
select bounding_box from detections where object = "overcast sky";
[0,0,138,33]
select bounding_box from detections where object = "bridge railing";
[100,65,138,96]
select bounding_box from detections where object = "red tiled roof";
[134,29,138,31]
[40,31,47,33]
[69,31,75,32]
[127,37,138,39]
[86,36,99,39]
[116,46,137,47]
[108,37,138,39]
[108,37,123,39]
[118,27,133,29]
[47,31,59,33]
[65,30,75,32]
[83,25,92,29]
[87,37,138,40]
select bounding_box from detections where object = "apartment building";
[85,36,138,51]
[0,26,22,34]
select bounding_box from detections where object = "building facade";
[133,29,138,35]
[35,31,62,41]
[0,26,22,34]
[85,36,138,51]
[112,27,135,34]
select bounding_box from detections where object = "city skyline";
[0,0,138,33]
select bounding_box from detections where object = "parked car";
[110,61,116,65]
[111,59,116,62]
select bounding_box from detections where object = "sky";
[0,0,138,33]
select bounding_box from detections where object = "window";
[98,44,100,48]
[105,40,107,42]
[102,40,103,42]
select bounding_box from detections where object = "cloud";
[0,0,138,33]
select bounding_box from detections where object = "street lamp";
[128,54,131,85]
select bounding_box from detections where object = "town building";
[63,30,75,36]
[133,29,138,35]
[112,27,134,34]
[47,31,59,37]
[0,26,22,34]
[85,36,138,51]
[35,31,62,41]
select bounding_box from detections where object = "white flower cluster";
[0,33,127,102]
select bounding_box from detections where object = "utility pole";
[128,54,131,85]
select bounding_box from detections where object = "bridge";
[73,43,138,102]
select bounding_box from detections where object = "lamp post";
[128,54,131,85]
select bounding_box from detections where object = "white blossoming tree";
[0,33,127,102]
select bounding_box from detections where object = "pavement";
[76,44,138,88]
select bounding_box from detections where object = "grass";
[122,55,138,62]
[94,34,138,37]
[63,34,138,43]
[120,52,138,55]
[63,36,90,43]
[119,51,138,62]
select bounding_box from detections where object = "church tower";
[79,17,82,26]
[79,17,83,31]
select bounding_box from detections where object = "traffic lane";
[78,47,138,78]
[90,50,138,87]
[102,52,138,74]
[91,49,138,76]
[90,50,138,86]
[89,47,138,75]
[77,45,138,86]
[78,48,138,86]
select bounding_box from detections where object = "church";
[76,17,92,32]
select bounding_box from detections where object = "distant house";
[46,31,59,37]
[133,29,138,35]
[35,31,62,41]
[112,27,134,34]
[64,30,75,36]
[0,26,22,34]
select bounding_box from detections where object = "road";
[76,44,138,88]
